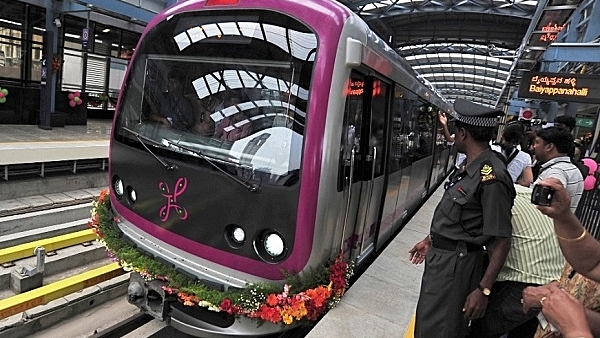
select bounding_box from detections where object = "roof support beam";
[65,0,162,23]
[542,43,600,63]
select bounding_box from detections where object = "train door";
[401,94,436,215]
[339,70,388,266]
[379,85,412,241]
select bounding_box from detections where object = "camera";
[531,185,554,206]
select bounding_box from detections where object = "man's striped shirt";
[535,155,584,212]
[497,185,565,285]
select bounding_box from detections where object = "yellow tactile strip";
[0,262,124,319]
[404,313,415,338]
[0,229,98,265]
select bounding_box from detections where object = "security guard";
[409,98,516,338]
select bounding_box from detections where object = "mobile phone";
[531,185,554,206]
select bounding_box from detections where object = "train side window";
[389,86,408,174]
[338,71,365,191]
[368,78,388,178]
[411,98,435,160]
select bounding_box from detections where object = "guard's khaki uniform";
[415,149,515,338]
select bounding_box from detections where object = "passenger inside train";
[149,69,195,132]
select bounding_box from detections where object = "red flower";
[256,304,282,323]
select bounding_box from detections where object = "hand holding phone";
[531,184,554,206]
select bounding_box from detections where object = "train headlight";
[127,186,137,203]
[113,176,124,197]
[264,233,284,257]
[232,227,245,243]
[225,224,246,248]
[255,230,288,262]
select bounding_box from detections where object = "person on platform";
[493,122,534,187]
[409,98,516,338]
[531,116,577,180]
[552,115,576,133]
[531,126,584,211]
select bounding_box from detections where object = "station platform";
[0,119,111,201]
[0,120,111,164]
[0,120,112,144]
[306,184,443,338]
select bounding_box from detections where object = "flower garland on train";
[88,190,354,325]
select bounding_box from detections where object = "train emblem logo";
[159,177,189,222]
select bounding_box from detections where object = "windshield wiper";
[123,126,259,192]
[122,127,178,171]
[167,138,261,193]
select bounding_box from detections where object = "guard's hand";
[408,239,430,265]
[463,290,488,320]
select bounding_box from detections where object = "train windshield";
[115,10,317,184]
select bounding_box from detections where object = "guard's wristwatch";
[477,284,491,296]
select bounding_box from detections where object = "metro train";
[108,0,456,336]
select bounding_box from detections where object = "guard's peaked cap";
[452,98,503,127]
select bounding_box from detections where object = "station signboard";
[82,28,89,50]
[518,71,600,104]
[576,117,595,128]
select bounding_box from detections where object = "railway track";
[0,190,318,338]
[0,188,131,338]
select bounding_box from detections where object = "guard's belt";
[430,233,484,252]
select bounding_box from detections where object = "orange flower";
[178,292,200,306]
[283,300,308,320]
[305,286,331,308]
[266,294,279,307]
[98,189,109,202]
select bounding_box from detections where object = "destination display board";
[518,71,600,103]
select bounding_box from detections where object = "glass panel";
[30,31,43,82]
[0,36,22,79]
[381,85,410,228]
[115,10,316,186]
[429,104,449,185]
[62,50,83,90]
[0,7,24,80]
[403,94,433,208]
[338,71,365,191]
[415,101,435,160]
[63,16,88,51]
[369,79,387,178]
[119,30,139,60]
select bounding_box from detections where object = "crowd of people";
[410,99,599,338]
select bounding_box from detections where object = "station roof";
[339,0,583,109]
[34,0,588,111]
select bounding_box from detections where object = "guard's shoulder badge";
[480,161,497,183]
